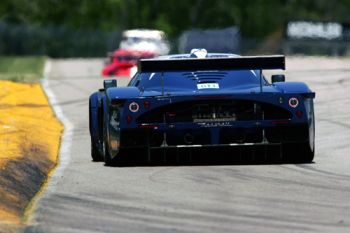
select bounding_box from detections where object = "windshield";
[129,70,266,92]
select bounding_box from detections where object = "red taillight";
[296,110,303,118]
[144,100,151,109]
[126,115,133,124]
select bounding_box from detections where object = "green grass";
[0,56,46,83]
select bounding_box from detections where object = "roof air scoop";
[190,48,208,58]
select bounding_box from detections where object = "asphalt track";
[25,57,350,233]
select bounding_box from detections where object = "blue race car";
[89,49,315,165]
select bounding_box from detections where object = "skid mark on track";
[294,164,350,179]
[317,118,350,129]
[41,193,319,233]
[219,169,350,193]
[148,167,178,184]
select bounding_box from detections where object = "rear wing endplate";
[138,55,285,72]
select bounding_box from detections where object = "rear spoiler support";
[260,69,263,93]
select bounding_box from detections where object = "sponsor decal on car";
[196,122,232,127]
[197,83,219,89]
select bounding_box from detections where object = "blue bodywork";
[89,52,315,164]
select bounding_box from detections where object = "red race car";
[102,49,155,77]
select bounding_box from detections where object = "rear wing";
[138,55,285,72]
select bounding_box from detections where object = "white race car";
[119,29,170,56]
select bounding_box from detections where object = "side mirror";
[103,79,117,89]
[271,74,285,83]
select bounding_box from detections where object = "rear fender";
[273,81,315,119]
[273,82,315,98]
[89,92,104,144]
[106,87,140,100]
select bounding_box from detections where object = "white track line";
[40,60,74,194]
[26,59,74,225]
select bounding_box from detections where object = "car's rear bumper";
[119,123,309,149]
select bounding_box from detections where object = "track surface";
[26,57,350,233]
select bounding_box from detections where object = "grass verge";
[0,56,46,83]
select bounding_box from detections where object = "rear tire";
[91,139,103,161]
[296,142,314,163]
[283,142,314,163]
[103,141,114,166]
[103,141,126,166]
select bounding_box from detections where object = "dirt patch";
[0,143,54,218]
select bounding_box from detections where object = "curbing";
[0,60,66,231]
